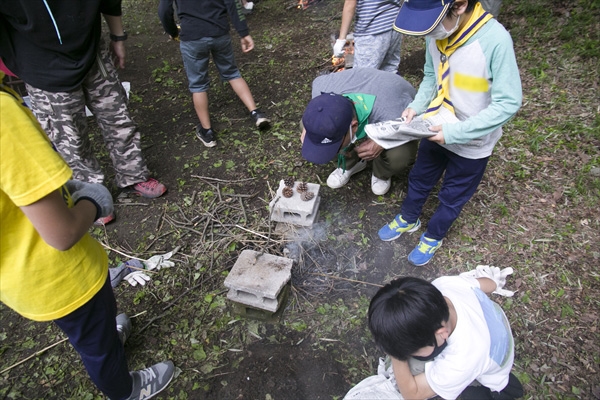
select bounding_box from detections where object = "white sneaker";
[244,1,254,10]
[327,160,367,189]
[371,174,391,195]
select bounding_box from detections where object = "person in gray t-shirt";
[300,68,417,195]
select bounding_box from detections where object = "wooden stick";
[0,337,68,375]
[310,272,383,287]
[191,175,255,183]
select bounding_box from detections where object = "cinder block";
[224,250,293,312]
[269,180,320,227]
[230,285,290,322]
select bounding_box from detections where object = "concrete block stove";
[224,250,293,314]
[268,180,321,228]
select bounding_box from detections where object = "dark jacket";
[0,0,121,92]
[158,0,249,42]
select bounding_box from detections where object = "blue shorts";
[180,34,242,93]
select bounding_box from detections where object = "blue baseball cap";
[301,93,354,164]
[393,0,455,36]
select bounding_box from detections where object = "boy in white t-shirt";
[365,267,523,399]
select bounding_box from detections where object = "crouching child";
[346,267,523,399]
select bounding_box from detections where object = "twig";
[0,338,68,374]
[99,243,157,273]
[234,224,280,242]
[191,175,256,183]
[101,242,144,262]
[309,272,383,287]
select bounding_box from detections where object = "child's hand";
[355,139,383,161]
[66,180,114,220]
[110,41,126,69]
[240,35,254,53]
[401,108,417,123]
[427,125,445,144]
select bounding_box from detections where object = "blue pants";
[54,276,132,400]
[401,139,489,240]
[180,34,242,93]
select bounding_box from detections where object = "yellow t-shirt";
[0,84,108,321]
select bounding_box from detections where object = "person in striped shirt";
[333,0,404,72]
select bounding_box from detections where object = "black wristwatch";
[110,31,128,42]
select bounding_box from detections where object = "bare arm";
[391,357,437,400]
[103,14,127,68]
[339,0,357,40]
[20,190,97,251]
[476,277,498,294]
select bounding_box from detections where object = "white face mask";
[427,15,461,40]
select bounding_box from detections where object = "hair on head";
[368,277,449,361]
[446,0,478,17]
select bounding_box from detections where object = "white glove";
[333,38,347,57]
[124,270,151,287]
[143,247,179,271]
[460,265,515,297]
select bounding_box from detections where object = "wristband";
[110,31,128,42]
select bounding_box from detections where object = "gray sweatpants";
[26,40,149,188]
[353,29,403,73]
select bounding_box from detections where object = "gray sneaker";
[127,361,175,400]
[116,313,132,345]
[196,125,216,147]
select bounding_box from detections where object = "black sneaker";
[250,109,271,130]
[196,126,216,147]
[127,361,175,400]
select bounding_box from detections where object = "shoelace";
[137,179,159,189]
[138,366,158,386]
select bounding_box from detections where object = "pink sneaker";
[94,212,116,226]
[128,178,167,198]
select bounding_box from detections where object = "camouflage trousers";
[25,40,149,188]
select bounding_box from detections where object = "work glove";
[124,270,152,287]
[142,247,179,271]
[460,265,515,297]
[110,260,150,287]
[333,38,347,57]
[66,180,113,220]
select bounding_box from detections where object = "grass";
[1,0,599,398]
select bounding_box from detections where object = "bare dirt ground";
[1,0,599,399]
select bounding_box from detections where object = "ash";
[283,222,360,297]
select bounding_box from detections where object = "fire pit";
[331,33,355,72]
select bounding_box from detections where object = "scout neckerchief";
[423,2,492,119]
[337,93,376,172]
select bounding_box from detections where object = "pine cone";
[296,182,308,193]
[283,176,295,188]
[282,187,294,198]
[301,191,315,201]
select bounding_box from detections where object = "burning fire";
[297,0,319,10]
[331,39,354,72]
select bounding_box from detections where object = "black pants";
[459,373,524,399]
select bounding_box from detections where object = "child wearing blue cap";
[378,0,522,266]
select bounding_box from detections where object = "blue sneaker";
[378,215,421,241]
[408,234,443,266]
